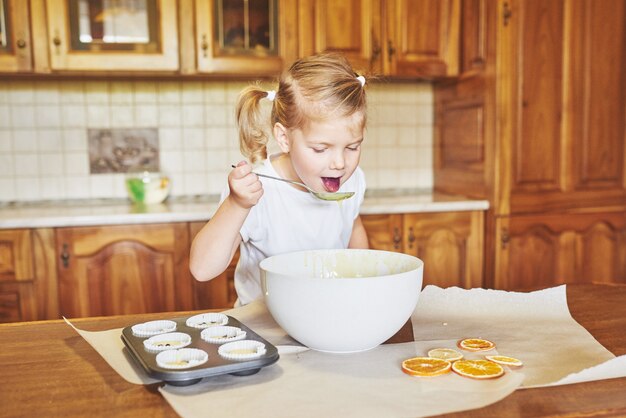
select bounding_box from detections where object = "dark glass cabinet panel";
[68,0,160,52]
[216,0,276,55]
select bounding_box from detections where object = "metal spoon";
[230,165,354,201]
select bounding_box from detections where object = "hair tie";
[266,90,276,101]
[356,75,366,87]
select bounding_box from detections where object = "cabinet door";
[0,229,33,282]
[495,212,626,290]
[56,223,192,318]
[403,211,483,288]
[45,0,179,72]
[0,229,35,322]
[361,214,403,252]
[194,0,297,75]
[498,0,626,214]
[385,0,460,78]
[0,228,58,323]
[189,221,238,309]
[297,0,383,74]
[0,0,32,72]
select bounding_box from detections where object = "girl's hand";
[228,161,263,209]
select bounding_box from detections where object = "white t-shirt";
[220,158,366,306]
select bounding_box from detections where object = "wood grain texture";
[1,284,625,417]
[495,210,626,290]
[56,223,193,318]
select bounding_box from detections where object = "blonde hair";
[235,53,368,163]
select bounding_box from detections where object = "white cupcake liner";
[218,340,267,360]
[143,332,192,352]
[185,313,229,329]
[156,348,209,369]
[200,326,247,344]
[131,320,177,337]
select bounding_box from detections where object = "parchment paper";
[160,340,524,418]
[410,285,616,387]
[65,285,626,417]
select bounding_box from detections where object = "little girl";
[190,52,369,306]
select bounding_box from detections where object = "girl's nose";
[330,151,345,170]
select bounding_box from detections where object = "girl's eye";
[347,144,361,151]
[312,148,326,153]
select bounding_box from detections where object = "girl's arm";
[189,163,263,281]
[348,215,369,249]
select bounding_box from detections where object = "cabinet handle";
[387,40,396,63]
[16,39,27,49]
[503,2,512,26]
[60,243,70,268]
[201,34,209,58]
[392,227,401,250]
[501,228,510,249]
[407,227,416,249]
[370,30,381,68]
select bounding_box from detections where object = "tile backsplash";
[0,80,433,202]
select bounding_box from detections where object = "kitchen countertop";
[0,190,489,229]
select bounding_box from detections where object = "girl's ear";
[273,123,290,153]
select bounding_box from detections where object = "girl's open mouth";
[321,177,341,193]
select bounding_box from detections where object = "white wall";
[0,79,433,202]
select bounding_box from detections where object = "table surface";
[2,284,626,418]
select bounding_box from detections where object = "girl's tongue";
[321,177,341,192]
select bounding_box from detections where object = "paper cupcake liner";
[218,340,267,360]
[200,326,247,344]
[131,320,177,337]
[156,348,209,370]
[185,313,229,329]
[143,332,192,352]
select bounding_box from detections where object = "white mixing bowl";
[260,249,423,353]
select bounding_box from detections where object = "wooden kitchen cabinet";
[0,228,58,323]
[187,0,298,76]
[434,0,626,288]
[56,223,195,318]
[361,211,484,289]
[188,221,238,309]
[298,0,459,78]
[436,0,626,214]
[44,0,180,72]
[495,211,626,290]
[0,0,32,72]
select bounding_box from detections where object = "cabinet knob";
[16,39,27,49]
[503,2,513,26]
[407,226,416,249]
[387,40,396,63]
[370,32,381,68]
[392,227,401,250]
[60,243,70,268]
[501,228,510,249]
[201,34,209,58]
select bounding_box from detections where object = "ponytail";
[235,85,271,163]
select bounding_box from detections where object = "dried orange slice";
[485,355,523,367]
[458,338,495,352]
[401,356,451,377]
[427,348,463,362]
[452,359,504,379]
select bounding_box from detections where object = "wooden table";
[2,284,626,417]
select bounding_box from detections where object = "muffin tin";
[121,314,279,386]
